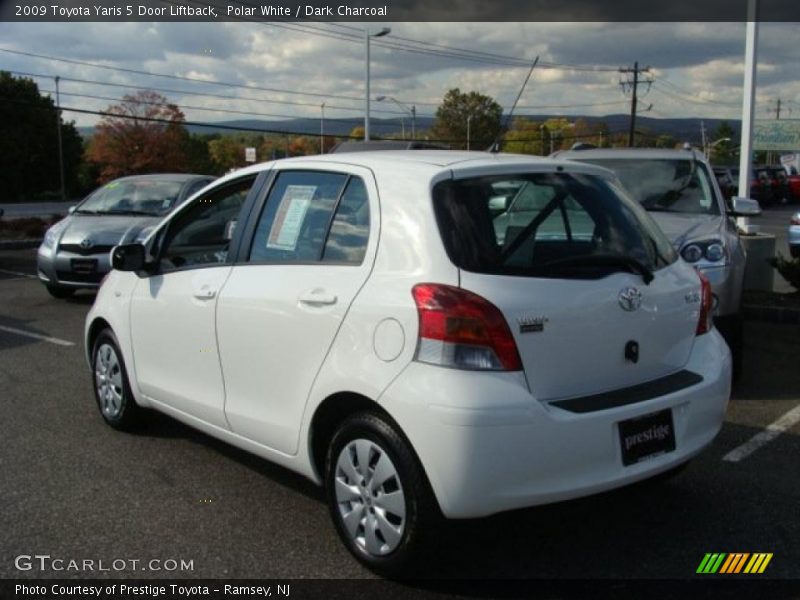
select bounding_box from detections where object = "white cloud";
[0,21,797,129]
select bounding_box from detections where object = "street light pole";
[376,95,414,140]
[54,76,65,202]
[737,0,759,233]
[364,27,391,141]
[467,115,472,151]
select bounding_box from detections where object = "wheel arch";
[308,391,434,498]
[86,317,112,364]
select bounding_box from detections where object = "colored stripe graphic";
[699,553,773,574]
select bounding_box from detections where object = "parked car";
[37,174,215,298]
[755,165,792,205]
[86,151,731,574]
[553,147,760,376]
[790,212,800,258]
[713,165,772,207]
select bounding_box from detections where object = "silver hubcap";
[334,439,406,556]
[95,343,123,418]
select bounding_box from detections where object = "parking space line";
[723,403,800,462]
[0,269,37,279]
[0,324,75,347]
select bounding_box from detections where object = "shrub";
[770,255,800,291]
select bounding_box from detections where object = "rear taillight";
[790,214,800,226]
[696,271,713,335]
[412,284,522,371]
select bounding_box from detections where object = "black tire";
[46,284,75,299]
[325,411,441,577]
[91,329,143,430]
[791,246,800,259]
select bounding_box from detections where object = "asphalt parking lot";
[1,246,799,588]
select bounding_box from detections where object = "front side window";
[433,172,676,279]
[248,171,370,265]
[159,176,255,271]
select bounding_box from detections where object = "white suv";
[85,151,731,574]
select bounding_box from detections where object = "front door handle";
[193,285,217,300]
[298,289,338,306]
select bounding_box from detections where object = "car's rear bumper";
[380,330,731,519]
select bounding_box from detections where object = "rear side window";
[248,171,370,265]
[433,172,676,278]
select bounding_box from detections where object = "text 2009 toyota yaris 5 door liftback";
[85,151,731,575]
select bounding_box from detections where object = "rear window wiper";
[537,253,654,285]
[74,209,99,215]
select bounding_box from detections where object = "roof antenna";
[490,56,539,153]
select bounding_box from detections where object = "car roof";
[552,147,707,162]
[215,150,614,184]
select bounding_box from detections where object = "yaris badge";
[80,238,94,250]
[618,287,642,312]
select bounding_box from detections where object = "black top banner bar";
[2,0,799,22]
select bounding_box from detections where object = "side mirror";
[111,243,147,272]
[731,197,761,217]
[68,205,77,214]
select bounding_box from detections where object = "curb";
[0,239,42,250]
[742,304,800,325]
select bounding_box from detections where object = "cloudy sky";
[0,21,798,136]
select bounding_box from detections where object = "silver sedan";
[37,173,214,298]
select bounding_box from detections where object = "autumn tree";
[432,89,503,150]
[503,117,545,155]
[0,71,83,200]
[86,90,189,183]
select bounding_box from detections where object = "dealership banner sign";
[753,120,800,152]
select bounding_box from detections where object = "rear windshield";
[578,158,720,216]
[433,172,676,278]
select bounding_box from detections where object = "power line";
[0,47,367,103]
[35,87,406,130]
[0,94,674,146]
[5,69,415,117]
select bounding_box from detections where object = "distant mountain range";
[77,114,741,145]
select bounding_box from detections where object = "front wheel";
[325,412,440,577]
[92,329,143,430]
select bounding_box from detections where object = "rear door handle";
[298,289,338,306]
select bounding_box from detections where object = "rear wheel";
[325,411,440,577]
[46,284,74,299]
[92,329,143,430]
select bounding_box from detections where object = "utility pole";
[54,76,66,202]
[766,99,788,163]
[619,62,651,147]
[320,102,325,154]
[701,120,708,156]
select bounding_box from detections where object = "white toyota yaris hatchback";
[85,151,731,574]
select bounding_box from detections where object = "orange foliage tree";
[86,91,189,183]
